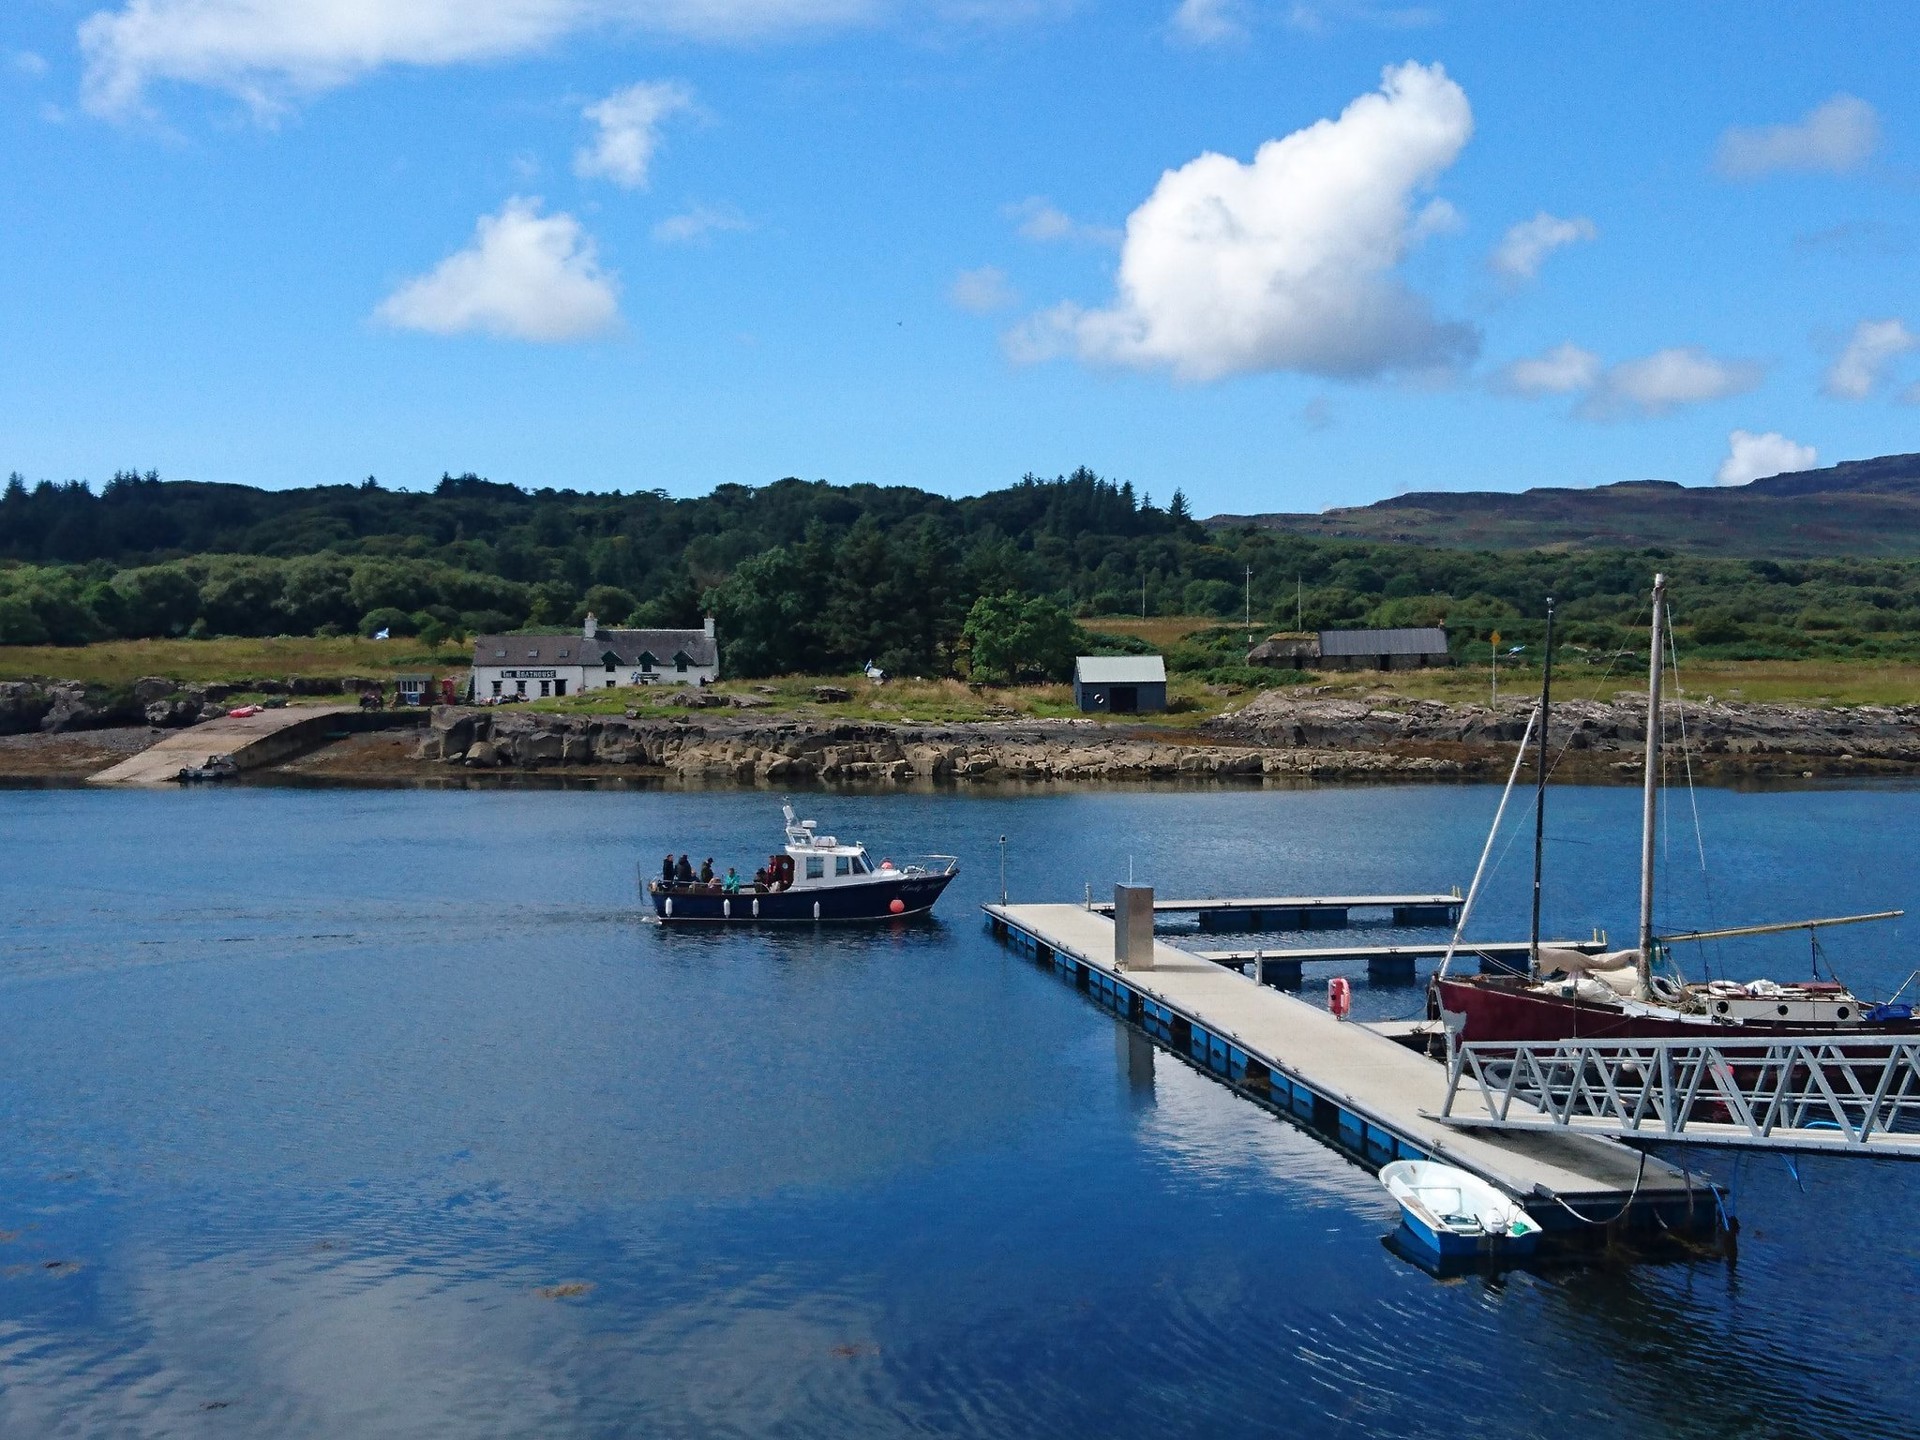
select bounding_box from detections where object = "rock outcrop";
[402,689,1920,786]
[412,706,1466,783]
[1205,689,1920,762]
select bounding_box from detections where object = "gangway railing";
[1433,1035,1920,1158]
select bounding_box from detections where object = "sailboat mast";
[1637,574,1668,990]
[1530,598,1554,974]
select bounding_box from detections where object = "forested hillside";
[5,467,1920,677]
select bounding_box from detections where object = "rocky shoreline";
[4,682,1917,785]
[398,688,1920,785]
[0,675,371,735]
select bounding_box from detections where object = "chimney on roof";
[583,613,597,640]
[703,615,716,640]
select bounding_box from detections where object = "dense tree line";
[5,467,1920,676]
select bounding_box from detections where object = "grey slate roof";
[1074,655,1168,685]
[1316,627,1449,657]
[472,628,718,667]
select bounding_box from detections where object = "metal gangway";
[1435,1035,1920,1158]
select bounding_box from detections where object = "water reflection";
[0,784,1915,1437]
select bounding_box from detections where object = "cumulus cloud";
[651,202,751,244]
[1582,347,1764,419]
[11,50,50,77]
[1009,60,1477,383]
[1005,196,1120,246]
[1715,429,1817,486]
[1716,94,1880,178]
[574,80,693,189]
[1490,211,1595,281]
[1493,342,1601,396]
[949,265,1018,314]
[1170,0,1248,45]
[77,0,874,115]
[1823,317,1917,400]
[375,197,619,342]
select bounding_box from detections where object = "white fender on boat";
[813,900,821,920]
[724,898,731,918]
[665,897,673,917]
[752,898,760,918]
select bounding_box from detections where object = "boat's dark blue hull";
[649,870,957,923]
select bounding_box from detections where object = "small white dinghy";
[1379,1160,1542,1258]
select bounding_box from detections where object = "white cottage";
[469,615,720,701]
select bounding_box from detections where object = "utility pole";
[1141,573,1147,618]
[1295,576,1303,632]
[1244,565,1253,641]
[1490,630,1501,706]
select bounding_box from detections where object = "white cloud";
[1583,346,1764,419]
[1005,196,1120,246]
[949,265,1018,314]
[575,80,693,189]
[1286,2,1437,34]
[11,50,50,77]
[1493,342,1601,396]
[1716,94,1880,178]
[651,202,752,244]
[78,0,875,115]
[1490,211,1595,281]
[375,197,619,342]
[1823,317,1917,400]
[1009,60,1477,383]
[1170,0,1247,46]
[1715,429,1816,486]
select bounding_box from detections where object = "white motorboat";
[1379,1160,1541,1258]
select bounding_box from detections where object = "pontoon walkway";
[987,902,1718,1240]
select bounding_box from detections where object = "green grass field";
[1,633,1914,713]
[0,636,471,685]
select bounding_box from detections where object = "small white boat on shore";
[1379,1160,1541,1258]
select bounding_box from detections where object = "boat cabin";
[779,805,893,887]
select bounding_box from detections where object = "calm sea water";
[2,781,1917,1438]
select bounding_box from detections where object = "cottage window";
[555,680,567,697]
[491,680,502,696]
[558,649,570,658]
[493,649,506,658]
[515,680,526,696]
[539,680,551,697]
[605,679,615,689]
[805,856,824,879]
[835,856,851,877]
[675,653,689,673]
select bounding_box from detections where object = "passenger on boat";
[723,868,742,893]
[675,854,693,884]
[699,858,714,885]
[753,865,770,891]
[661,855,675,886]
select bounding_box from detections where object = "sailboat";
[1431,575,1915,1044]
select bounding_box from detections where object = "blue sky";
[2,1,1917,515]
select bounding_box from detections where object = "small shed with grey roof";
[1073,655,1168,714]
[1316,627,1450,671]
